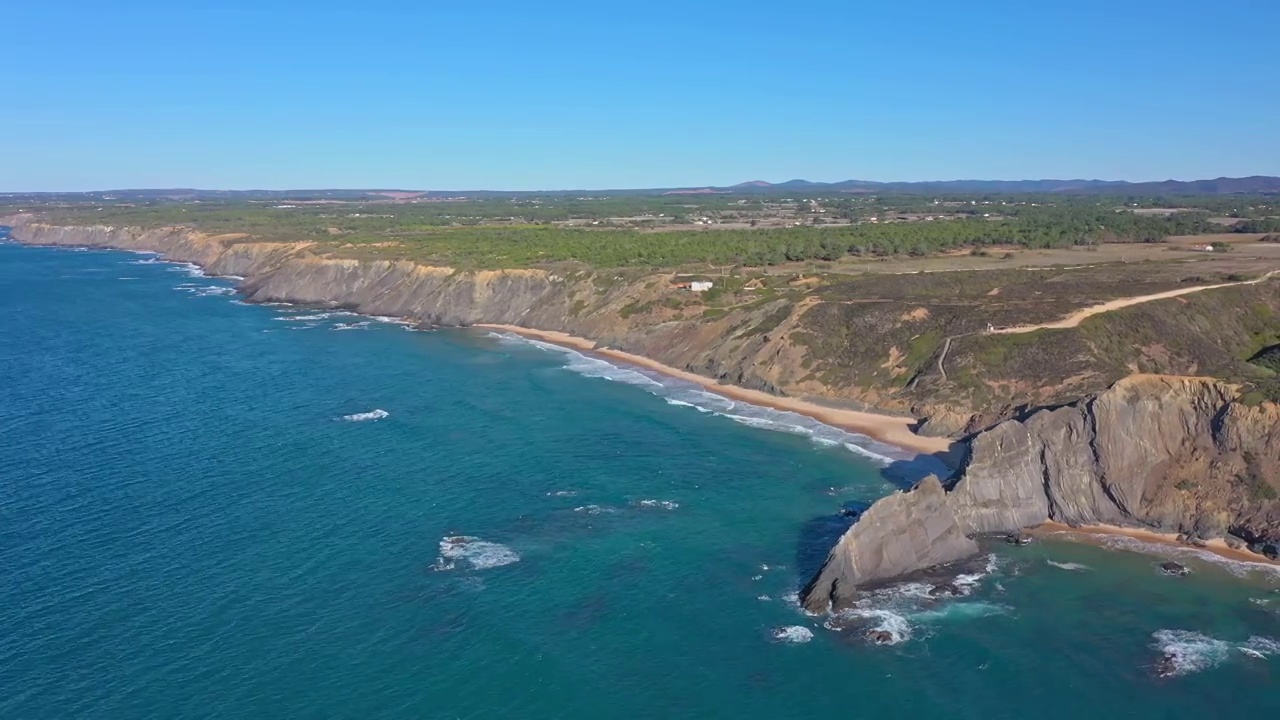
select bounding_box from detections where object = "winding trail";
[934,269,1278,380]
[989,270,1278,335]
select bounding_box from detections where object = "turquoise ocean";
[2,242,1278,718]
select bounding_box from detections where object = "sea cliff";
[801,375,1280,611]
[5,216,813,397]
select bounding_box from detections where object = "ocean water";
[1,243,1278,719]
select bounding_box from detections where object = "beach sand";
[477,324,958,460]
[1033,521,1280,568]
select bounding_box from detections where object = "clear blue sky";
[4,0,1278,191]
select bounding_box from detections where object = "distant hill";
[713,176,1280,196]
[4,176,1278,201]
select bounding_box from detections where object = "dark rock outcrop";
[801,375,1280,611]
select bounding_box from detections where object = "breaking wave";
[1046,560,1091,571]
[275,312,353,322]
[1151,630,1279,677]
[487,331,933,468]
[432,536,520,571]
[175,283,236,297]
[1083,534,1280,580]
[770,626,814,644]
[818,554,1007,646]
[341,409,390,422]
[164,262,206,278]
[633,499,680,510]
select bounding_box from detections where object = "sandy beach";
[1034,521,1280,567]
[476,323,958,459]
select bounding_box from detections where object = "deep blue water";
[1,243,1278,719]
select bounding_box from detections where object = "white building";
[690,281,714,292]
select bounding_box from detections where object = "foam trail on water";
[489,331,925,468]
[341,409,390,422]
[1083,534,1280,580]
[432,536,520,571]
[1151,630,1279,676]
[770,626,814,644]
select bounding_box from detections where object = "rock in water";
[799,476,979,613]
[928,582,963,598]
[1005,531,1032,546]
[1159,561,1190,577]
[865,630,896,645]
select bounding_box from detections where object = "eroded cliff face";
[801,375,1280,611]
[3,215,836,403]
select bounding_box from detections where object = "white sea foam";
[341,409,390,422]
[826,608,914,645]
[175,284,236,297]
[913,601,1011,622]
[573,504,618,515]
[634,499,679,510]
[276,313,348,322]
[1046,560,1091,571]
[770,626,814,644]
[757,595,771,601]
[1150,630,1280,677]
[371,315,413,325]
[546,490,578,497]
[332,322,370,331]
[1085,534,1280,580]
[164,262,206,277]
[490,331,928,468]
[1150,630,1271,677]
[814,557,1006,645]
[433,535,520,571]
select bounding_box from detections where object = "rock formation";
[801,375,1280,612]
[799,476,978,612]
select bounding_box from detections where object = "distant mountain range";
[706,176,1280,196]
[4,176,1279,201]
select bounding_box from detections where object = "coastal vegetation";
[4,192,1277,269]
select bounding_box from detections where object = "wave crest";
[341,409,389,422]
[433,536,520,571]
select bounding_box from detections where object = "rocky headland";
[801,374,1280,612]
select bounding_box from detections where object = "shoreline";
[1033,521,1280,568]
[476,323,958,460]
[7,234,958,461]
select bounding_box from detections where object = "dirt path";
[989,270,1278,335]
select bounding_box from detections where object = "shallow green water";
[1,243,1277,718]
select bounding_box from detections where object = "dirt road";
[989,270,1278,335]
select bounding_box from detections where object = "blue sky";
[3,0,1277,190]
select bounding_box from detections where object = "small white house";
[690,281,714,292]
